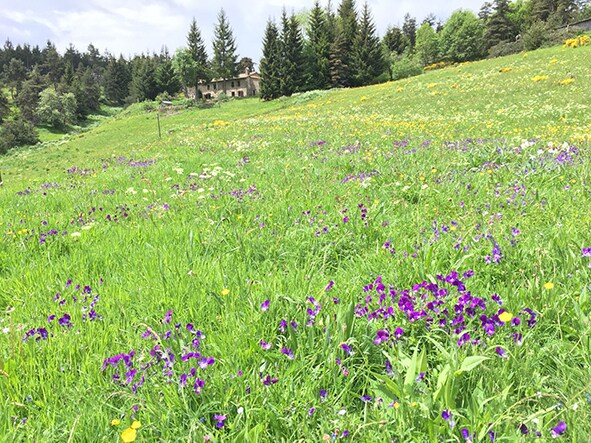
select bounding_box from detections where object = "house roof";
[569,17,591,26]
[201,71,260,84]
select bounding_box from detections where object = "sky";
[0,0,485,64]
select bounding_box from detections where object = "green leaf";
[456,355,489,375]
[434,363,450,402]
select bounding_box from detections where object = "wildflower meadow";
[1,43,591,442]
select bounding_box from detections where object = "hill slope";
[1,44,591,441]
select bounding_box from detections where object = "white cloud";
[0,0,485,60]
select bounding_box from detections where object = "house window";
[213,83,216,90]
[207,85,210,90]
[237,80,240,87]
[231,91,235,97]
[238,90,244,97]
[231,81,234,87]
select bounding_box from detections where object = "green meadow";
[1,43,591,442]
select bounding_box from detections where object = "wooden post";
[157,114,161,139]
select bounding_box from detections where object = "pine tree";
[329,31,348,88]
[130,57,158,102]
[212,9,239,94]
[41,41,63,89]
[402,14,417,50]
[187,18,210,98]
[485,0,516,48]
[156,59,181,96]
[531,0,556,22]
[16,68,47,123]
[336,0,358,87]
[72,66,101,117]
[259,20,282,100]
[6,58,27,98]
[305,0,331,90]
[104,56,131,105]
[280,11,305,96]
[382,26,410,55]
[351,3,385,86]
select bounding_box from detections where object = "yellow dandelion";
[558,78,575,86]
[131,420,141,429]
[221,288,230,296]
[550,58,558,64]
[393,401,400,409]
[111,419,121,426]
[121,428,137,443]
[499,311,513,323]
[499,67,512,73]
[543,282,554,290]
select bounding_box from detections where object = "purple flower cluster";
[102,311,215,396]
[354,271,535,352]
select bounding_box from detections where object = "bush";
[522,21,552,50]
[390,56,424,81]
[487,39,525,58]
[0,119,39,154]
[524,24,586,51]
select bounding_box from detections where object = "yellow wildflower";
[531,75,549,82]
[543,282,554,290]
[111,419,121,426]
[499,311,513,323]
[131,420,141,429]
[121,428,137,443]
[558,78,575,86]
[221,288,230,296]
[499,67,512,73]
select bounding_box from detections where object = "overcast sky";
[0,0,485,64]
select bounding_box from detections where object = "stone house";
[193,70,261,100]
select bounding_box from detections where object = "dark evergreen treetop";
[305,0,331,90]
[187,17,210,87]
[259,19,281,100]
[280,10,305,96]
[351,2,385,86]
[212,9,239,91]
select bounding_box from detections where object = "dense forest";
[1,0,590,152]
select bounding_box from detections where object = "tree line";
[1,0,590,152]
[259,0,590,99]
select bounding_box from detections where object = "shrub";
[0,119,39,154]
[522,21,553,50]
[390,56,424,81]
[487,39,525,58]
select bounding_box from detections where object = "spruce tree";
[16,68,47,123]
[336,0,357,87]
[351,3,385,86]
[305,0,331,90]
[72,66,101,117]
[280,11,305,96]
[187,18,210,98]
[485,0,516,48]
[41,41,63,89]
[260,20,282,100]
[156,59,181,96]
[382,26,410,55]
[104,56,131,105]
[212,9,239,94]
[130,57,158,102]
[402,14,417,50]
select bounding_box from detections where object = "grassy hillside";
[1,44,591,442]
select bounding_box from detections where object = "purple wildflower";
[214,414,226,428]
[495,347,508,359]
[261,375,278,385]
[360,395,372,402]
[551,421,566,438]
[325,280,334,291]
[442,409,455,427]
[163,310,173,323]
[261,300,270,312]
[281,347,294,359]
[193,378,205,394]
[259,340,272,350]
[319,389,327,401]
[308,407,316,416]
[374,329,389,345]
